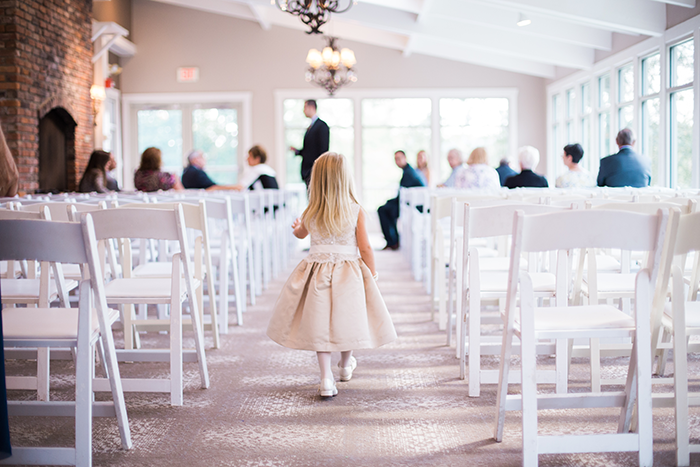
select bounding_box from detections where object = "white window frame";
[547,13,700,189]
[274,88,518,198]
[121,92,252,190]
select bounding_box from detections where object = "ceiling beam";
[430,0,612,51]
[358,0,423,14]
[649,0,695,6]
[412,35,556,78]
[247,2,271,30]
[468,0,666,37]
[340,3,595,69]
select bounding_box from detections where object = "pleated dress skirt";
[267,247,397,352]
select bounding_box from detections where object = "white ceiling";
[149,0,696,78]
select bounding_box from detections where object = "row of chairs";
[401,186,700,466]
[0,188,304,466]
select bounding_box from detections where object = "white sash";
[308,244,358,255]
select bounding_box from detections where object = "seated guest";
[105,153,120,191]
[134,147,183,192]
[597,128,651,188]
[438,148,465,187]
[233,145,279,191]
[416,150,430,185]
[496,156,518,186]
[455,147,500,190]
[182,149,240,191]
[504,146,549,189]
[378,150,425,250]
[556,143,595,188]
[79,150,113,193]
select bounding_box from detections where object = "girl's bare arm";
[292,217,309,239]
[356,209,376,276]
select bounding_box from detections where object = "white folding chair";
[493,207,672,467]
[457,202,565,397]
[652,211,700,466]
[118,200,221,349]
[87,205,209,406]
[0,215,131,466]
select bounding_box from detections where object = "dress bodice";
[305,203,361,263]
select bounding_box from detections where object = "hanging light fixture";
[274,0,357,34]
[305,36,357,96]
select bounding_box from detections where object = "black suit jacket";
[504,169,549,189]
[597,147,651,188]
[296,117,330,182]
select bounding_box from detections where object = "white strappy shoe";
[338,356,357,382]
[319,378,338,397]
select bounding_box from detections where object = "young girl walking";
[267,152,397,397]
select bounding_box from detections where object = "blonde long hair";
[302,152,359,236]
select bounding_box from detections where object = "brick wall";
[0,0,93,193]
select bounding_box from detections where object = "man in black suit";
[504,146,549,188]
[378,150,426,250]
[597,128,651,188]
[290,100,330,187]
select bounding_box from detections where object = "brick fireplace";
[0,0,94,193]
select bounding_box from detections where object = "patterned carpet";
[4,249,692,466]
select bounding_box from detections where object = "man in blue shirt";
[378,150,425,250]
[181,150,239,191]
[597,128,651,188]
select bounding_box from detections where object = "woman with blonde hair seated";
[455,147,500,190]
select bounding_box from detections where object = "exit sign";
[177,67,199,83]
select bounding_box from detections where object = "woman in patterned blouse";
[134,147,183,192]
[455,147,501,190]
[555,143,595,188]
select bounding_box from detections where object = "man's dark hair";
[616,128,635,146]
[304,99,317,110]
[563,143,584,164]
[394,150,406,157]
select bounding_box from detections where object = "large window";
[439,97,509,175]
[580,82,593,173]
[548,16,699,189]
[598,74,612,159]
[277,91,516,215]
[123,93,251,190]
[361,98,431,211]
[669,39,694,188]
[641,53,661,184]
[282,98,354,185]
[617,63,634,131]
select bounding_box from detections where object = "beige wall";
[122,0,547,174]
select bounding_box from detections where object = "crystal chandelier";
[274,0,356,34]
[305,36,357,96]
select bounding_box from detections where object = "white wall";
[122,0,548,174]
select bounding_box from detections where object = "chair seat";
[582,273,636,293]
[134,261,208,277]
[479,257,528,272]
[584,254,622,272]
[480,272,556,293]
[104,277,199,301]
[0,278,79,302]
[55,263,83,281]
[515,304,635,337]
[3,307,119,341]
[663,300,700,328]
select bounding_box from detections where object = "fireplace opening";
[38,107,76,193]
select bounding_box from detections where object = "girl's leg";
[339,351,353,368]
[317,351,333,380]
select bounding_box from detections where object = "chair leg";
[218,246,229,334]
[468,287,481,398]
[37,347,50,401]
[170,269,184,406]
[590,337,601,393]
[231,246,243,327]
[75,285,93,467]
[554,338,568,394]
[459,299,467,380]
[493,316,515,442]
